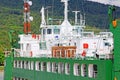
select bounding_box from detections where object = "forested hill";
[0,0,120,51]
[0,0,120,28]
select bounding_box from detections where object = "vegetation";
[0,66,4,71]
[0,6,41,63]
[0,50,4,66]
[85,25,102,34]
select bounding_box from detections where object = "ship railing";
[63,32,94,38]
[4,50,11,57]
[37,54,52,58]
[75,49,113,60]
[13,50,32,57]
[51,47,113,59]
[52,49,112,59]
[75,54,113,60]
[84,29,110,33]
[13,49,21,57]
[98,32,113,38]
[3,48,20,57]
[80,32,95,38]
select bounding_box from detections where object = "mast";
[80,13,85,27]
[61,0,69,21]
[23,0,33,34]
[40,7,46,27]
[61,0,72,35]
[72,11,80,25]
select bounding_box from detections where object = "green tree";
[0,50,4,66]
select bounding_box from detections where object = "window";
[93,65,97,78]
[24,61,30,69]
[81,64,87,77]
[47,62,52,72]
[58,63,64,74]
[74,42,76,46]
[43,29,46,34]
[16,61,19,68]
[88,64,97,78]
[38,62,41,70]
[31,61,34,70]
[52,62,58,73]
[28,61,31,69]
[74,63,80,76]
[54,29,60,34]
[36,61,41,71]
[104,42,110,46]
[22,61,29,69]
[47,29,52,34]
[88,64,93,78]
[13,77,28,80]
[26,44,31,51]
[22,61,24,69]
[14,61,17,68]
[18,78,20,80]
[22,78,24,80]
[73,29,78,34]
[13,77,17,80]
[18,61,21,68]
[65,63,70,75]
[41,62,46,71]
[40,42,47,50]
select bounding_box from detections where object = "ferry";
[4,0,120,80]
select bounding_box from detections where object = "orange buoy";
[112,20,117,28]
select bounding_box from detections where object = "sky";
[87,0,120,7]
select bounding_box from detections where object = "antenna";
[61,0,69,21]
[45,6,51,24]
[23,0,33,34]
[83,13,86,26]
[79,12,86,27]
[72,11,80,25]
[40,7,46,27]
[80,13,83,25]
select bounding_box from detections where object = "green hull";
[4,57,113,80]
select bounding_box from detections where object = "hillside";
[1,0,120,27]
[0,0,120,51]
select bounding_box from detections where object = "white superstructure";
[16,0,113,59]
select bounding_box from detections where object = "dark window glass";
[54,29,60,34]
[47,29,52,34]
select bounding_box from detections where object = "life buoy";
[83,43,89,49]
